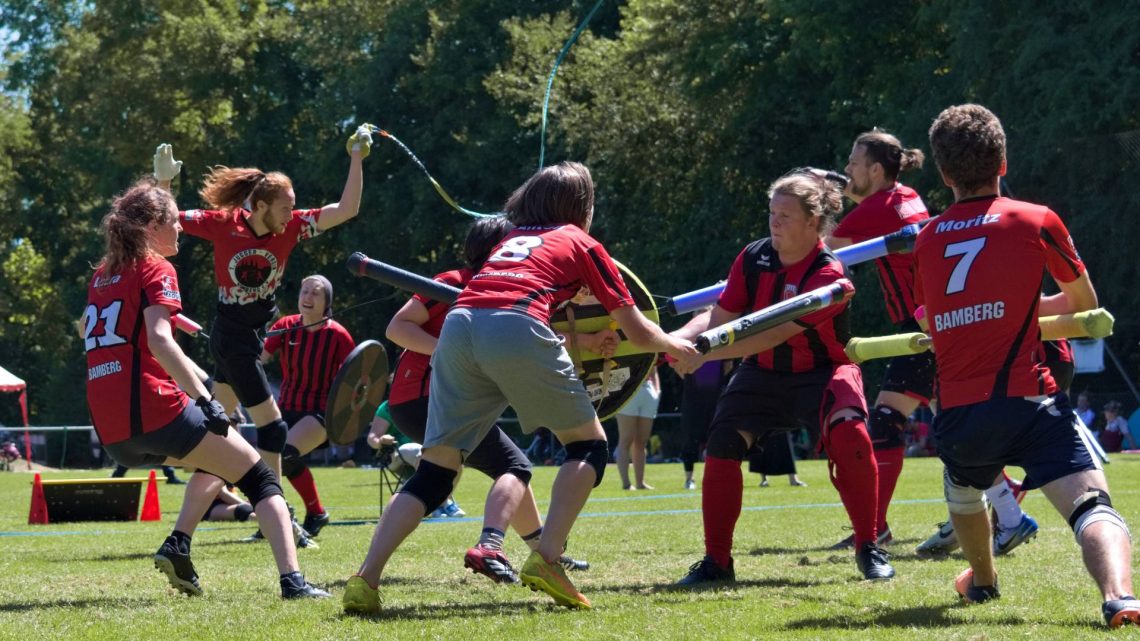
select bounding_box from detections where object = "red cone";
[28,472,49,524]
[140,469,161,521]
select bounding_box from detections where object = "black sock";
[171,530,192,554]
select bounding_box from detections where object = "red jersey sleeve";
[333,324,356,367]
[716,249,750,314]
[291,208,324,242]
[178,209,226,241]
[795,264,849,327]
[1040,209,1085,283]
[263,318,288,355]
[832,205,882,242]
[141,260,183,314]
[576,240,635,312]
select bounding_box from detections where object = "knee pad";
[1069,489,1131,543]
[281,444,304,479]
[400,460,458,515]
[869,405,908,450]
[256,418,289,453]
[944,469,987,515]
[234,503,254,522]
[562,439,609,487]
[706,427,749,461]
[235,460,283,507]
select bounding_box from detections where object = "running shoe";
[559,555,590,571]
[154,536,202,596]
[676,555,735,586]
[954,568,1000,604]
[463,544,520,584]
[1103,596,1140,628]
[302,511,330,537]
[279,571,330,599]
[856,542,895,581]
[915,521,960,559]
[519,551,592,609]
[343,575,381,615]
[993,514,1037,556]
[830,526,893,550]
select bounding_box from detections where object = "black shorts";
[934,392,1099,490]
[103,404,209,468]
[389,395,530,479]
[210,315,272,407]
[1045,360,1075,393]
[709,363,833,443]
[879,319,934,403]
[280,409,325,429]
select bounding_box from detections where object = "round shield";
[549,260,659,421]
[326,340,389,445]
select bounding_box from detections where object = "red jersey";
[390,268,471,404]
[85,256,190,444]
[913,196,1085,409]
[180,208,322,326]
[263,316,355,413]
[717,239,852,372]
[832,184,929,324]
[456,225,635,322]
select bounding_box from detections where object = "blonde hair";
[767,171,845,235]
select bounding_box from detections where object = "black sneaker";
[154,536,202,596]
[241,529,264,543]
[165,476,187,485]
[676,555,735,586]
[280,571,330,599]
[955,568,1000,604]
[831,526,892,550]
[559,555,590,571]
[302,511,330,538]
[1103,596,1140,628]
[856,542,895,581]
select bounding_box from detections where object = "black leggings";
[389,396,530,480]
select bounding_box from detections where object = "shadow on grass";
[782,603,1019,629]
[325,576,423,590]
[48,551,154,562]
[591,576,837,595]
[338,599,560,622]
[0,597,153,613]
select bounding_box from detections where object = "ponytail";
[199,166,292,212]
[98,178,176,274]
[855,129,924,181]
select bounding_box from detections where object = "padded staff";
[695,279,854,354]
[347,252,461,304]
[665,222,927,316]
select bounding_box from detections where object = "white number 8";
[488,236,543,263]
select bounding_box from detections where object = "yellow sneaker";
[342,575,381,615]
[519,551,592,609]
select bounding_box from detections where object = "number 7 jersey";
[912,195,1085,409]
[85,256,189,444]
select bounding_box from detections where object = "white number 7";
[943,237,987,295]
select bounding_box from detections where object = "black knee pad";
[234,503,254,522]
[562,439,609,487]
[1068,488,1114,530]
[256,418,289,453]
[281,444,304,479]
[706,427,749,461]
[869,405,908,450]
[235,460,283,507]
[400,460,458,516]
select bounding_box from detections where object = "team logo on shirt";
[158,274,181,301]
[783,284,799,300]
[229,248,279,290]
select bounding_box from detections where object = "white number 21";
[83,301,128,352]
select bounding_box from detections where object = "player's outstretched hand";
[347,124,374,159]
[153,144,182,181]
[196,396,230,436]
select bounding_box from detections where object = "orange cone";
[28,472,49,524]
[140,469,161,521]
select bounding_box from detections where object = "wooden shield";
[549,261,659,421]
[326,340,389,445]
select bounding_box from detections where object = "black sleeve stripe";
[876,257,909,322]
[130,288,149,438]
[1039,228,1081,279]
[586,247,630,303]
[992,289,1040,399]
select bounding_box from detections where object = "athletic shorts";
[390,395,530,480]
[209,315,272,407]
[281,410,324,429]
[102,404,209,468]
[425,308,597,455]
[934,392,1099,490]
[617,379,660,419]
[709,361,867,445]
[880,350,935,404]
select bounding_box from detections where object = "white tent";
[0,365,28,426]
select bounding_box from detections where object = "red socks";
[826,420,879,547]
[287,466,324,516]
[701,456,743,568]
[874,446,905,532]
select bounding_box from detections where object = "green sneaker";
[342,575,381,615]
[519,551,591,609]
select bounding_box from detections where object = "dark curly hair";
[928,104,1006,194]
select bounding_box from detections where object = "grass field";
[2,456,1138,640]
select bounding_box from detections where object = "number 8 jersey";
[912,195,1085,409]
[85,256,189,444]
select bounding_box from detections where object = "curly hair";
[768,170,845,235]
[98,178,177,274]
[199,166,292,211]
[855,129,925,181]
[503,161,594,228]
[928,104,1006,194]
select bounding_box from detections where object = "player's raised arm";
[316,125,372,231]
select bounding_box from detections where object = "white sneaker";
[442,498,466,518]
[915,521,959,559]
[684,479,697,490]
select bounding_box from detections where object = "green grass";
[2,456,1137,640]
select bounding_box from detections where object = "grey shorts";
[425,308,597,454]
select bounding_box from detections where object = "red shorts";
[820,363,869,448]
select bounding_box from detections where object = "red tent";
[0,365,30,465]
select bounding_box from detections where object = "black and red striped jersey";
[913,196,1085,409]
[85,256,189,444]
[717,239,853,372]
[456,225,634,322]
[390,268,471,404]
[263,316,355,413]
[832,183,929,325]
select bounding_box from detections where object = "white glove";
[346,124,374,158]
[153,144,183,181]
